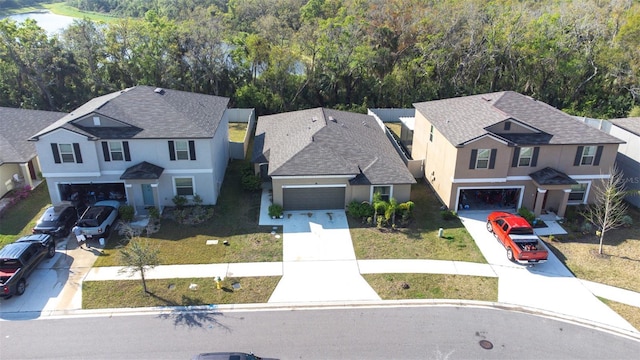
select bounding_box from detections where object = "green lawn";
[229,122,248,142]
[351,181,487,263]
[83,276,280,308]
[93,160,282,266]
[0,184,52,247]
[364,274,498,301]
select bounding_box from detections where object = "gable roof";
[253,108,415,185]
[30,86,230,140]
[609,117,640,137]
[413,91,623,147]
[0,107,67,165]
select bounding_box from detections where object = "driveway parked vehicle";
[0,234,56,297]
[486,211,548,264]
[32,202,78,238]
[76,200,121,238]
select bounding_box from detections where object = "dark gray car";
[192,352,277,360]
[32,203,78,238]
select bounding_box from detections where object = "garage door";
[283,187,346,211]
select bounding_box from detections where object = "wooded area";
[1,0,639,117]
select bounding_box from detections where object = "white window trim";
[58,143,76,163]
[108,141,124,161]
[476,149,490,169]
[518,147,533,167]
[370,185,393,202]
[175,140,190,160]
[580,146,597,166]
[568,181,591,204]
[173,176,196,197]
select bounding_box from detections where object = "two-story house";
[411,91,624,218]
[29,86,230,213]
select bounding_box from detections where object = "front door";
[142,184,154,206]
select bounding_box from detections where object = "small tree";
[579,166,628,255]
[118,239,160,294]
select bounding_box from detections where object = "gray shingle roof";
[253,108,416,185]
[609,117,640,137]
[31,86,229,140]
[0,107,67,165]
[413,91,623,146]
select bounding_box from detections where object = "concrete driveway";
[265,210,380,303]
[0,236,95,318]
[458,210,636,332]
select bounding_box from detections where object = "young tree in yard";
[119,239,160,294]
[579,167,628,255]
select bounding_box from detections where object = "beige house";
[411,91,624,217]
[253,108,416,211]
[0,107,67,198]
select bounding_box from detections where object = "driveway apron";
[268,211,380,303]
[458,211,635,332]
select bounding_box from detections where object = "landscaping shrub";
[622,215,633,227]
[347,201,374,219]
[240,164,261,191]
[119,205,135,222]
[172,195,188,209]
[517,207,535,224]
[268,204,283,218]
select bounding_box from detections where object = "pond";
[3,12,77,34]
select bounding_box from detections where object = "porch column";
[124,183,134,210]
[533,188,547,217]
[19,163,33,189]
[151,183,160,212]
[557,189,572,218]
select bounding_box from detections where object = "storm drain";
[479,340,493,350]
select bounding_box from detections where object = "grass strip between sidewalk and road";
[82,277,281,309]
[364,274,498,302]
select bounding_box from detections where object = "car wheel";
[486,221,493,232]
[47,243,56,258]
[506,248,514,262]
[16,279,26,296]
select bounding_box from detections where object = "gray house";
[0,107,67,198]
[580,116,640,207]
[252,108,416,211]
[30,86,231,213]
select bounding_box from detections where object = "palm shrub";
[119,205,135,222]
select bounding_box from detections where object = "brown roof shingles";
[414,91,623,146]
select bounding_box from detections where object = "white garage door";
[283,187,346,211]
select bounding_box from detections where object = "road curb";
[9,299,639,341]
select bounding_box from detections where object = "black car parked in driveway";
[32,203,78,238]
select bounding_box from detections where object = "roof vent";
[154,88,165,95]
[481,96,492,102]
[312,116,318,122]
[329,116,337,122]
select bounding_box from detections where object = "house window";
[373,186,391,202]
[169,140,196,161]
[518,147,533,167]
[109,142,124,161]
[476,149,491,169]
[174,177,194,196]
[568,183,588,202]
[580,146,597,165]
[429,125,434,142]
[59,144,76,163]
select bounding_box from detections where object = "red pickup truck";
[486,211,548,264]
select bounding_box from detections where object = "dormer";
[486,118,541,135]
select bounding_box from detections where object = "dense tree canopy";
[0,0,638,117]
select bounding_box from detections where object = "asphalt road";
[2,305,639,360]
